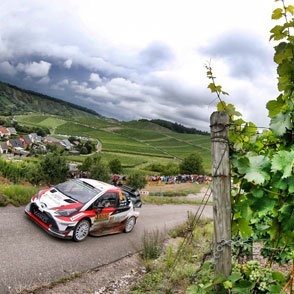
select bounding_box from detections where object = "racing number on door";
[94,213,109,222]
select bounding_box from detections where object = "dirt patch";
[21,254,144,294]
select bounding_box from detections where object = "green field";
[62,116,118,129]
[17,114,212,173]
[112,127,211,169]
[38,117,65,128]
[17,114,48,125]
[17,114,65,129]
[55,122,172,157]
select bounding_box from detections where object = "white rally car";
[25,179,140,242]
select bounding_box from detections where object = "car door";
[109,191,132,232]
[89,192,118,236]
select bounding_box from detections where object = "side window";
[120,191,130,206]
[95,192,118,208]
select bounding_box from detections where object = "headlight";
[55,208,78,217]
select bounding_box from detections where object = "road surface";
[0,204,212,293]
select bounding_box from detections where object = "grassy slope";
[0,81,98,117]
[17,114,211,171]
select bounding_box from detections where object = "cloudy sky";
[0,0,281,131]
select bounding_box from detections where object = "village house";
[7,127,17,135]
[7,138,24,151]
[0,127,10,138]
[20,135,33,148]
[29,133,42,143]
[43,136,60,145]
[60,139,73,150]
[0,142,8,154]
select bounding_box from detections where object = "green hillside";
[0,81,100,117]
[16,113,211,170]
[1,80,212,173]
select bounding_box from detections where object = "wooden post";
[210,111,231,278]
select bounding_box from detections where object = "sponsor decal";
[94,213,109,222]
[108,216,115,223]
[70,213,84,221]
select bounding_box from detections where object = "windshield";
[56,180,100,204]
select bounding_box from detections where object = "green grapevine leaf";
[223,281,232,289]
[237,155,270,185]
[286,5,294,15]
[279,203,292,215]
[268,285,283,293]
[271,150,294,178]
[238,218,253,237]
[232,280,254,292]
[272,272,285,283]
[270,112,292,136]
[270,25,288,41]
[272,8,283,20]
[287,176,294,193]
[227,273,242,283]
[252,189,264,198]
[217,101,241,117]
[266,95,284,117]
[252,198,278,217]
[207,83,216,93]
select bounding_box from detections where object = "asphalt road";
[0,204,212,294]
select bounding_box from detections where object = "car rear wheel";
[124,216,136,233]
[73,219,90,242]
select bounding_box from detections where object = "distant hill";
[0,81,100,117]
[142,119,209,136]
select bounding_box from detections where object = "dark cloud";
[199,31,275,79]
[138,41,174,70]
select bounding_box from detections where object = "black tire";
[124,216,136,233]
[73,219,90,242]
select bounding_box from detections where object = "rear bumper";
[25,203,73,240]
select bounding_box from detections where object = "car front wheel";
[124,216,136,233]
[73,219,90,242]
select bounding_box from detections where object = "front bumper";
[25,203,74,240]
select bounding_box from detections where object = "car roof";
[79,178,118,193]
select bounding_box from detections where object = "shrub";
[126,172,147,189]
[141,229,165,260]
[179,152,204,174]
[40,153,69,186]
[109,158,123,174]
[88,154,110,182]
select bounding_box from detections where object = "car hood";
[37,189,82,210]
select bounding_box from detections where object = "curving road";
[0,204,212,294]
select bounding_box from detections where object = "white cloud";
[89,73,102,83]
[0,61,17,76]
[37,76,50,84]
[59,79,69,85]
[64,59,72,69]
[17,61,51,78]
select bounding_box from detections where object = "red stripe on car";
[101,207,115,214]
[39,188,51,201]
[27,212,50,230]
